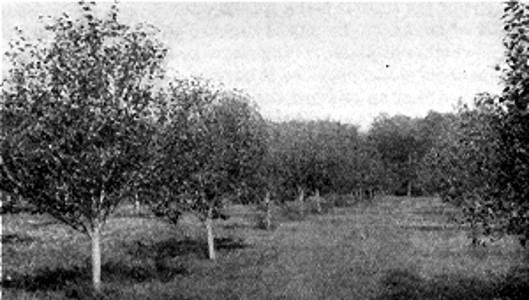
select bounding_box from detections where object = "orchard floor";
[2,196,529,299]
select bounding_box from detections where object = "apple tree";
[0,2,167,290]
[145,77,267,260]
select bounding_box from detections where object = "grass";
[2,196,528,299]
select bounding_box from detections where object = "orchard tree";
[431,0,529,246]
[354,134,386,199]
[494,0,529,243]
[265,121,307,202]
[415,111,458,195]
[274,121,350,199]
[265,119,384,208]
[147,77,267,260]
[0,2,167,291]
[368,114,427,196]
[421,96,504,241]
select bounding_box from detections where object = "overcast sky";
[1,1,506,130]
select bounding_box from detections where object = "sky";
[1,1,506,130]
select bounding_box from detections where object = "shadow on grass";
[1,266,87,292]
[127,236,249,260]
[1,259,187,293]
[224,222,254,230]
[375,266,529,300]
[1,236,247,295]
[1,233,36,244]
[112,210,155,220]
[398,224,463,232]
[275,202,333,223]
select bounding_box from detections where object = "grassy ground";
[2,196,528,299]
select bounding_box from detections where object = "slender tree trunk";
[297,186,305,203]
[470,221,480,246]
[134,193,140,216]
[315,189,322,213]
[359,187,363,200]
[407,152,413,197]
[264,191,272,230]
[205,207,216,260]
[297,186,306,216]
[91,222,102,292]
[4,193,9,210]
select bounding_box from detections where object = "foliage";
[497,109,529,241]
[354,134,387,195]
[415,111,458,195]
[425,0,529,245]
[501,0,529,111]
[368,114,427,195]
[420,95,506,238]
[0,1,166,234]
[496,0,529,243]
[144,77,267,223]
[264,120,372,201]
[0,192,37,214]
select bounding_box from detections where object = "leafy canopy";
[144,77,267,222]
[0,2,167,234]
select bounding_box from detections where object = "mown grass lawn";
[2,196,528,299]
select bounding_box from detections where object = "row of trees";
[267,120,382,200]
[369,112,454,196]
[0,2,269,291]
[3,0,529,293]
[263,0,529,252]
[0,3,389,291]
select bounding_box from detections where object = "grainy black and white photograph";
[1,1,529,299]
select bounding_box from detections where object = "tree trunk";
[359,187,363,200]
[205,207,216,260]
[3,193,8,210]
[91,222,102,292]
[407,152,413,197]
[314,189,322,213]
[264,191,272,230]
[134,193,141,216]
[297,186,306,216]
[297,186,305,203]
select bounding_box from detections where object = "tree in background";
[415,111,458,195]
[368,114,427,196]
[0,2,167,291]
[266,120,364,202]
[266,121,314,203]
[145,77,267,260]
[354,134,387,199]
